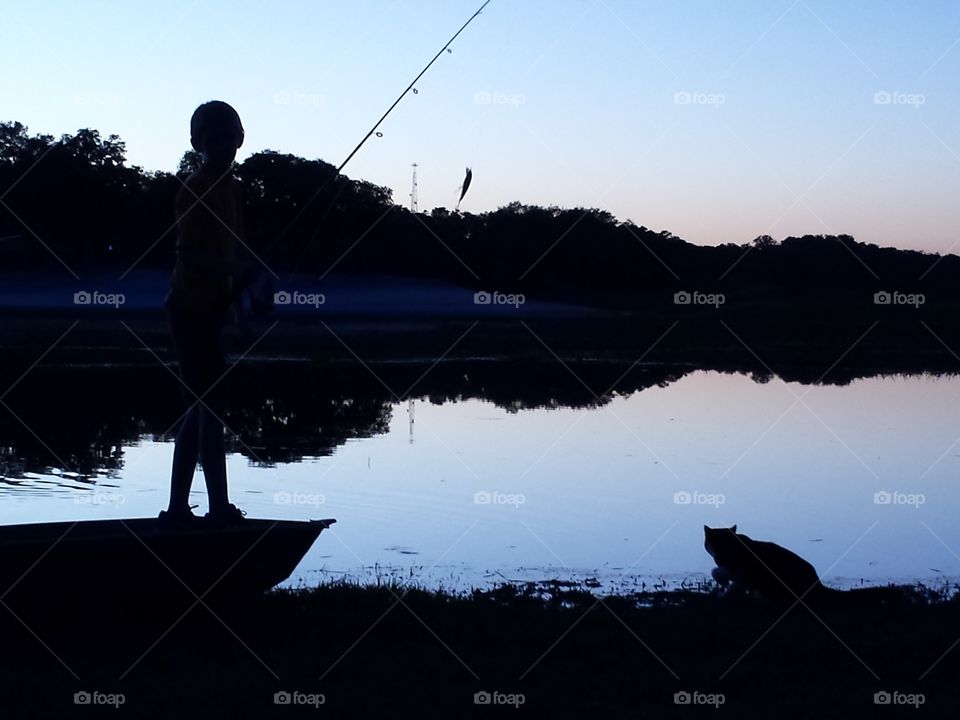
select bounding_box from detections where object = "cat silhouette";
[703,525,908,609]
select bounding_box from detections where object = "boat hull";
[0,517,335,608]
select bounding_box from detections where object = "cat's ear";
[731,524,737,532]
[703,525,709,532]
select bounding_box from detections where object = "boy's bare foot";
[205,503,247,526]
[158,505,201,529]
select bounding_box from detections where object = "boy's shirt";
[165,170,243,315]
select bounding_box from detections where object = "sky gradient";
[2,0,959,252]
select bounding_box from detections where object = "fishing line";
[262,0,493,282]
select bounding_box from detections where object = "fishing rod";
[232,0,492,324]
[263,0,492,267]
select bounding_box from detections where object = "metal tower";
[410,163,418,212]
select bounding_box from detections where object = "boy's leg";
[168,303,233,515]
[168,403,200,512]
[193,309,230,512]
[166,305,202,514]
[198,403,228,511]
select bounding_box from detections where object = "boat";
[0,516,335,608]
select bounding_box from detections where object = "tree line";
[2,121,957,305]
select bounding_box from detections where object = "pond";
[1,369,957,594]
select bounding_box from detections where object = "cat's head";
[703,524,737,559]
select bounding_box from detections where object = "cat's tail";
[808,584,914,610]
[843,585,916,608]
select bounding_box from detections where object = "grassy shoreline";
[3,580,958,718]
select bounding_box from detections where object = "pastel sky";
[2,0,959,252]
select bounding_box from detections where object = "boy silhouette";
[160,100,251,528]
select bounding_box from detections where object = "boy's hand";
[225,300,253,342]
[234,261,260,291]
[248,273,276,316]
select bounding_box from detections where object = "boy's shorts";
[166,304,228,413]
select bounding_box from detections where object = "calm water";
[2,370,959,594]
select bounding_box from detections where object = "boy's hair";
[190,100,244,151]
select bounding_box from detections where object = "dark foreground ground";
[1,581,958,719]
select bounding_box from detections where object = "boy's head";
[190,100,244,172]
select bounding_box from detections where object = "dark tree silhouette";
[1,120,958,306]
